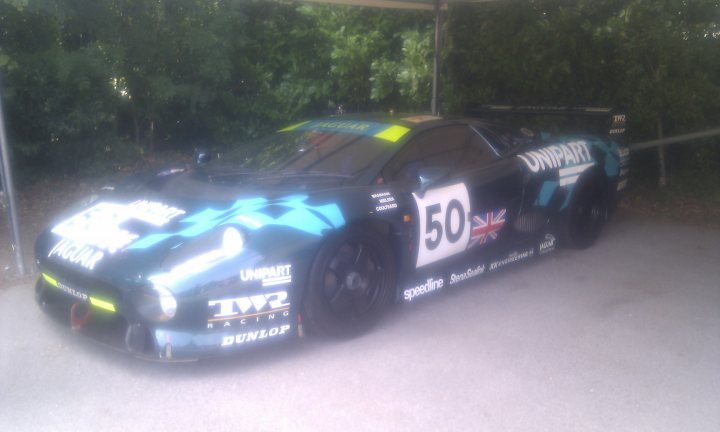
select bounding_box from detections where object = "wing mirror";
[416,166,448,194]
[194,147,211,165]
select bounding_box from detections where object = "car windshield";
[205,125,399,179]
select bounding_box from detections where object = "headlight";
[136,226,245,321]
[155,284,177,319]
[133,283,177,322]
[161,226,246,273]
[222,227,244,257]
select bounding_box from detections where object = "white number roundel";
[413,183,471,268]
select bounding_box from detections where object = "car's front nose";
[32,194,317,360]
[34,235,301,362]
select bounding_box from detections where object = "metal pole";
[657,119,667,187]
[431,0,443,116]
[630,127,720,152]
[0,73,26,276]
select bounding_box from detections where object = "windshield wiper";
[272,170,354,179]
[203,167,257,179]
[203,167,353,183]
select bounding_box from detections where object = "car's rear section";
[467,104,629,205]
[466,105,629,248]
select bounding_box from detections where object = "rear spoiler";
[466,105,627,143]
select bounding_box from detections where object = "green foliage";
[1,1,119,174]
[445,0,719,138]
[371,29,433,110]
[0,0,718,188]
[305,5,432,112]
[444,0,719,192]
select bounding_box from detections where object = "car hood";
[35,170,348,289]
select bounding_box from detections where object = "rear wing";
[466,105,627,144]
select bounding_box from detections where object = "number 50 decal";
[413,183,471,268]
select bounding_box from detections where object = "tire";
[302,227,396,338]
[563,173,608,249]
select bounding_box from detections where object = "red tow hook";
[70,302,92,330]
[297,313,305,338]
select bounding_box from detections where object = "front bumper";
[35,273,297,362]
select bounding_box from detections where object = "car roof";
[307,113,446,129]
[312,113,511,132]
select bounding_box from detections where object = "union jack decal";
[469,208,506,248]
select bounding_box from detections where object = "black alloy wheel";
[303,228,396,338]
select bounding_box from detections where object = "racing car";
[34,108,629,361]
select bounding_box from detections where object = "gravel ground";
[1,211,719,432]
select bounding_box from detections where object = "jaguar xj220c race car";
[35,108,629,361]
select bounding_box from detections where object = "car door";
[382,124,524,270]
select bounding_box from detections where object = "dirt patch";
[619,185,720,230]
[0,177,95,288]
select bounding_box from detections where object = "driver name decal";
[371,191,398,212]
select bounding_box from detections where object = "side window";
[466,127,499,165]
[478,125,535,154]
[382,139,422,185]
[383,126,497,185]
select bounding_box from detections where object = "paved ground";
[1,211,719,432]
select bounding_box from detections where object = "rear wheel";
[564,174,608,249]
[302,228,396,338]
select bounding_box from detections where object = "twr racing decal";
[208,291,290,320]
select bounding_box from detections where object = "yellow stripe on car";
[277,120,311,132]
[42,272,59,287]
[89,297,116,312]
[43,272,116,312]
[374,125,410,143]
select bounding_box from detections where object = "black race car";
[34,109,629,361]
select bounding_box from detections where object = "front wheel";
[302,228,396,338]
[563,174,608,249]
